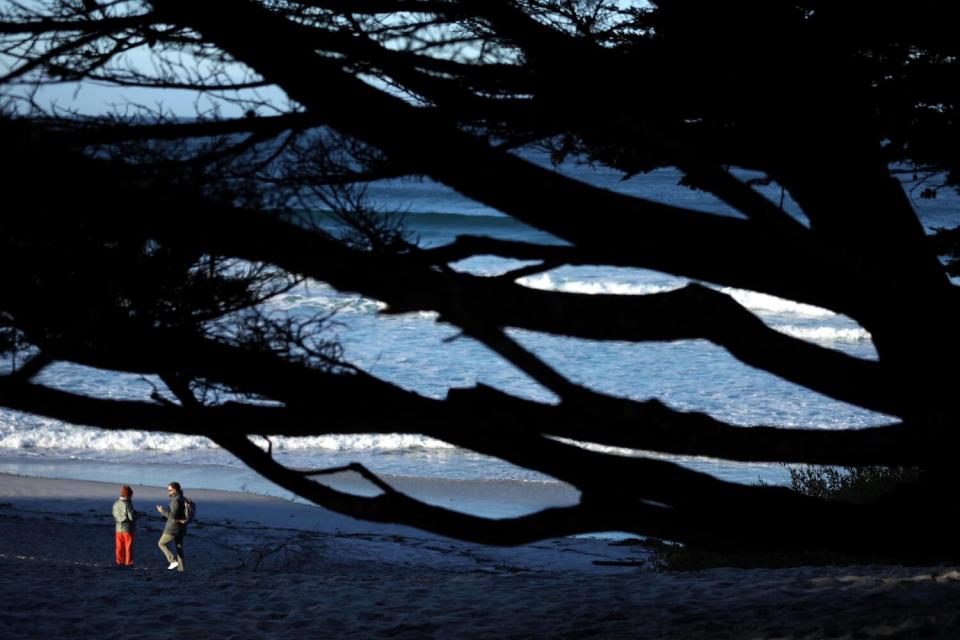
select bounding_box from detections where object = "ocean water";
[2,151,958,519]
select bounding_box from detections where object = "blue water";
[2,153,958,517]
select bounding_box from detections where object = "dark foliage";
[788,465,925,503]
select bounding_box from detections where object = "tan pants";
[158,532,185,572]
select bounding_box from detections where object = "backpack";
[181,496,196,524]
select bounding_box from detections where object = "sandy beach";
[2,473,959,639]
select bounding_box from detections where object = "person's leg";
[175,533,185,572]
[122,532,135,566]
[115,532,124,565]
[158,533,177,564]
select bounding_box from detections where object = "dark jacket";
[160,493,186,536]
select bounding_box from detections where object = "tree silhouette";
[2,0,959,557]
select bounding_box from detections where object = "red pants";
[115,531,134,566]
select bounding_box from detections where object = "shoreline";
[0,472,647,571]
[0,455,583,521]
[3,473,960,638]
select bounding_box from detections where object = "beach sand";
[2,473,959,639]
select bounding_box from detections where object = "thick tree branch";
[293,0,469,16]
[49,112,317,145]
[0,376,945,555]
[461,0,808,235]
[0,14,151,35]
[148,0,883,324]
[13,320,927,467]
[159,205,899,416]
[213,432,681,547]
[2,123,903,417]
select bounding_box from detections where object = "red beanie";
[120,485,133,498]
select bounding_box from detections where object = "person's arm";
[125,501,135,523]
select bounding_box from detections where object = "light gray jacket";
[112,497,135,533]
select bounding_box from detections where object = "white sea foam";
[0,414,452,455]
[515,274,840,320]
[0,416,215,452]
[267,281,448,318]
[517,273,679,296]
[252,433,453,451]
[268,292,388,315]
[772,325,873,344]
[717,288,836,318]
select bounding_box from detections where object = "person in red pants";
[112,485,136,566]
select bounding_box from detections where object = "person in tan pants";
[156,482,186,572]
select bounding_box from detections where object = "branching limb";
[494,260,562,282]
[0,377,940,554]
[0,14,152,36]
[0,29,103,84]
[461,1,808,235]
[137,197,898,415]
[8,351,54,381]
[213,432,678,546]
[148,0,876,324]
[302,462,398,495]
[5,326,927,467]
[51,112,318,145]
[3,123,902,416]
